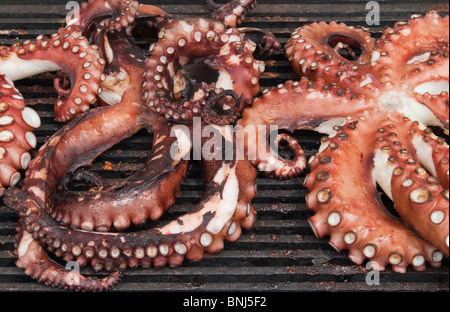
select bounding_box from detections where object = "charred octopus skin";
[2,0,268,291]
[0,75,40,196]
[239,12,449,271]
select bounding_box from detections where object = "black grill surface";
[0,0,449,292]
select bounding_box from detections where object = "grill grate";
[0,0,449,292]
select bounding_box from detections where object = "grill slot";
[0,0,448,292]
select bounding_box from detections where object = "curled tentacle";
[0,75,40,194]
[51,120,190,232]
[14,222,122,292]
[201,89,243,126]
[24,32,189,232]
[68,0,140,34]
[238,79,372,178]
[206,1,281,58]
[238,73,449,269]
[0,29,105,122]
[142,17,264,122]
[285,21,378,95]
[304,111,448,272]
[207,0,257,28]
[372,12,449,130]
[267,133,306,179]
[247,131,306,180]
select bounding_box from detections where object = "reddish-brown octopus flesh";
[0,0,448,292]
[239,12,449,272]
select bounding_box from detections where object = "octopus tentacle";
[284,13,449,133]
[70,0,140,34]
[238,27,282,59]
[206,1,281,58]
[238,71,449,267]
[24,32,191,232]
[14,223,122,291]
[0,30,105,122]
[52,122,190,232]
[285,21,378,95]
[413,92,449,131]
[66,0,169,39]
[54,76,72,98]
[23,103,148,208]
[403,122,449,190]
[201,89,243,126]
[255,132,307,180]
[0,75,40,194]
[370,115,449,256]
[207,0,257,28]
[372,12,449,130]
[304,111,448,272]
[142,18,264,122]
[374,12,449,84]
[238,79,372,179]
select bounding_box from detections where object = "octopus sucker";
[73,0,140,34]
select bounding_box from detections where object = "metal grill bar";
[0,0,448,292]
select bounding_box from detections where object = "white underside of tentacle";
[0,54,60,81]
[17,231,35,258]
[378,91,446,129]
[159,162,239,235]
[215,68,234,91]
[372,149,396,200]
[372,131,448,201]
[98,68,129,105]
